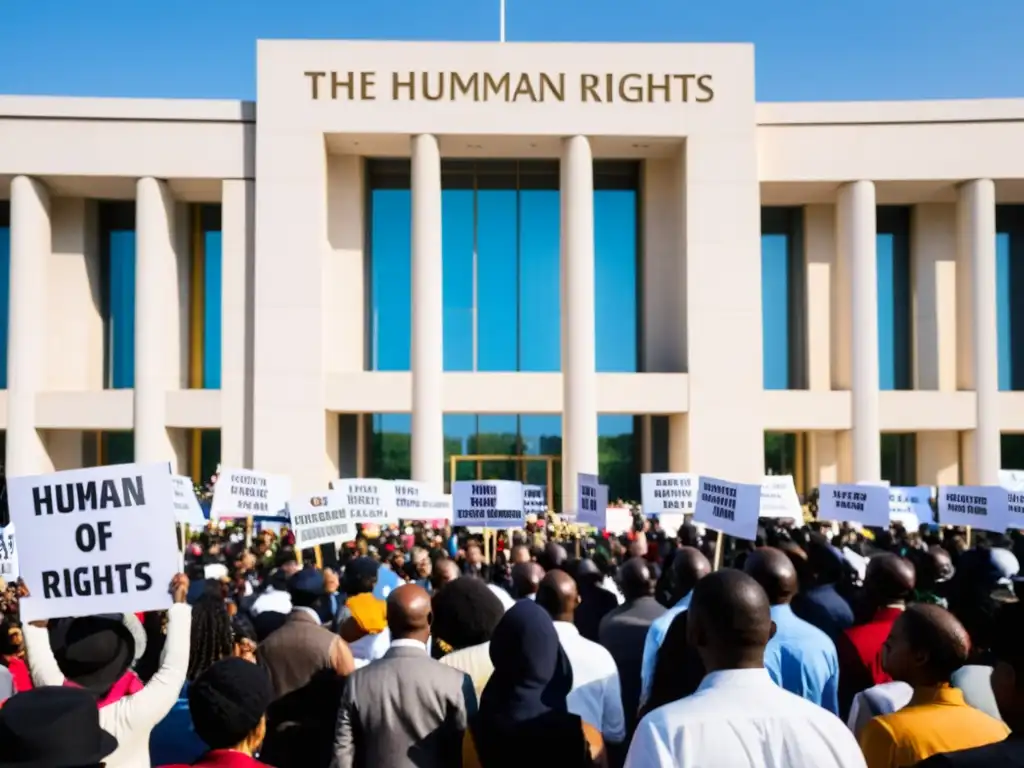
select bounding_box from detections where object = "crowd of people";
[0,512,1023,767]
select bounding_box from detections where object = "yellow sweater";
[859,684,1010,768]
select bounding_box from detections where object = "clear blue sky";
[0,0,1021,102]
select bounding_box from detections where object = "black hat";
[52,615,135,694]
[188,657,274,749]
[287,567,325,599]
[0,686,118,767]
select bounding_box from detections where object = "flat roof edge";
[757,98,1024,125]
[0,95,255,123]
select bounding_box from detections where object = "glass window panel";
[877,208,912,391]
[520,414,562,495]
[200,429,221,485]
[0,203,8,389]
[519,189,560,372]
[998,231,1012,391]
[599,414,637,503]
[764,432,797,475]
[476,414,520,480]
[109,229,136,389]
[595,190,638,372]
[442,190,474,371]
[371,413,411,479]
[761,231,790,390]
[1003,434,1024,471]
[203,228,222,389]
[104,431,135,466]
[444,414,477,486]
[881,433,917,486]
[371,190,411,371]
[477,190,518,371]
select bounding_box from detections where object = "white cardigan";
[24,603,192,768]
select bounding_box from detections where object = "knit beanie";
[188,657,273,749]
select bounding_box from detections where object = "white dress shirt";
[554,621,627,743]
[626,668,866,768]
[488,583,516,611]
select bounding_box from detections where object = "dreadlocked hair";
[187,595,234,682]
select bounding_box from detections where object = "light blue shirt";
[763,604,840,715]
[640,592,692,706]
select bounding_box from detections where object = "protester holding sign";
[21,573,191,768]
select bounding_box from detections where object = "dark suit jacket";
[916,736,1024,767]
[575,584,619,642]
[331,643,477,768]
[598,596,666,734]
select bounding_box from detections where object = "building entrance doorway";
[448,454,561,512]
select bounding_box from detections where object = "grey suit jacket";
[331,643,477,768]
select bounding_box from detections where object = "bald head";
[688,569,774,672]
[539,542,568,572]
[865,553,916,606]
[387,584,433,641]
[510,544,532,565]
[511,562,544,599]
[536,570,579,622]
[672,546,712,602]
[886,604,971,685]
[618,557,654,601]
[430,558,460,593]
[744,547,799,606]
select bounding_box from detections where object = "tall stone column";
[560,136,598,511]
[6,176,50,476]
[410,135,444,489]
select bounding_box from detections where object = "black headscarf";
[471,600,594,767]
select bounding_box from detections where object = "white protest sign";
[523,485,547,516]
[1000,470,1024,492]
[759,475,803,521]
[170,475,206,526]
[888,486,934,530]
[693,476,762,541]
[641,472,697,515]
[331,478,399,525]
[8,463,180,622]
[289,490,356,550]
[0,525,17,580]
[605,506,634,535]
[575,474,605,528]
[937,486,1007,533]
[452,481,525,528]
[659,514,686,538]
[210,468,291,519]
[392,480,452,523]
[1006,488,1024,531]
[817,483,890,528]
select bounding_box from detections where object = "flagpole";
[499,0,506,42]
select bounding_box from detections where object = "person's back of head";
[0,686,117,767]
[386,583,433,644]
[671,546,712,603]
[510,561,544,599]
[864,552,916,608]
[989,601,1024,729]
[535,570,579,623]
[188,594,234,682]
[431,576,505,652]
[687,569,774,672]
[618,557,655,602]
[189,657,274,757]
[743,547,799,606]
[539,542,568,572]
[882,603,970,688]
[287,567,326,609]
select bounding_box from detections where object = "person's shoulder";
[918,738,1024,768]
[577,634,618,666]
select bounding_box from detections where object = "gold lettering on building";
[304,70,713,103]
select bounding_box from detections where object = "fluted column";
[838,180,881,482]
[6,176,50,476]
[560,136,598,511]
[959,179,999,484]
[410,135,444,489]
[134,177,177,463]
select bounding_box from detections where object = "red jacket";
[160,750,273,768]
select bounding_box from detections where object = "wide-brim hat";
[50,614,135,694]
[0,686,118,767]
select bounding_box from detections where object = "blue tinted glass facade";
[760,208,804,390]
[877,207,912,390]
[200,205,223,389]
[368,160,638,373]
[371,410,637,505]
[0,201,9,389]
[997,206,1024,391]
[100,203,136,389]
